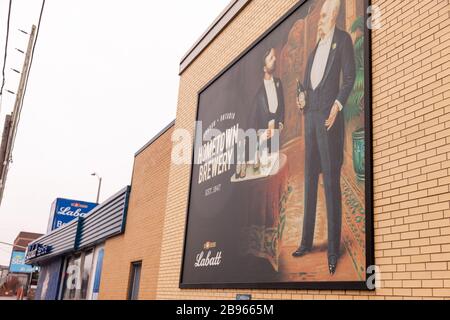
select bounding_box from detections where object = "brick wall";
[99,125,174,300]
[156,0,450,299]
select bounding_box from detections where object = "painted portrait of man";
[293,0,356,275]
[253,47,285,154]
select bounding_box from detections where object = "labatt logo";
[56,206,89,218]
[194,241,222,268]
[72,202,89,209]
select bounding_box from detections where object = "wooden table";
[231,153,289,272]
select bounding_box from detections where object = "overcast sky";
[0,0,230,266]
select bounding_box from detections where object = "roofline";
[134,120,176,157]
[14,232,44,239]
[179,0,251,75]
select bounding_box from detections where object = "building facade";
[26,187,130,300]
[1,232,42,297]
[26,0,449,300]
[99,122,175,300]
[154,0,450,299]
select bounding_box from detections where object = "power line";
[0,246,11,254]
[0,0,12,93]
[0,241,13,247]
[0,241,27,250]
[0,0,13,115]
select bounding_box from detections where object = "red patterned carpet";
[277,138,366,282]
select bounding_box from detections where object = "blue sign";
[10,251,35,273]
[48,198,97,231]
[26,244,52,260]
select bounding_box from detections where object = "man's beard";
[318,21,333,40]
[266,63,276,75]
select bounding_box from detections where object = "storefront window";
[61,250,94,300]
[62,254,82,300]
[81,250,93,299]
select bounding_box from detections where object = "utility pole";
[0,25,37,205]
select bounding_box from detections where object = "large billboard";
[181,0,373,289]
[47,198,97,232]
[10,251,35,273]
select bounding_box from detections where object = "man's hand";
[325,103,340,131]
[297,92,306,110]
[279,122,284,131]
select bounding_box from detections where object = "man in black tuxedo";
[292,0,356,275]
[253,48,285,155]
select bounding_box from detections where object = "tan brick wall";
[156,0,450,299]
[99,126,174,300]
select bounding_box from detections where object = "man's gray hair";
[325,0,341,17]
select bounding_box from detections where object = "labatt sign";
[194,241,222,268]
[49,198,97,231]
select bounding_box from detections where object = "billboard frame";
[179,0,374,291]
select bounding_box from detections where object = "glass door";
[60,250,94,300]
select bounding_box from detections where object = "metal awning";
[26,186,130,265]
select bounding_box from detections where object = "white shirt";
[264,78,279,114]
[310,27,343,111]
